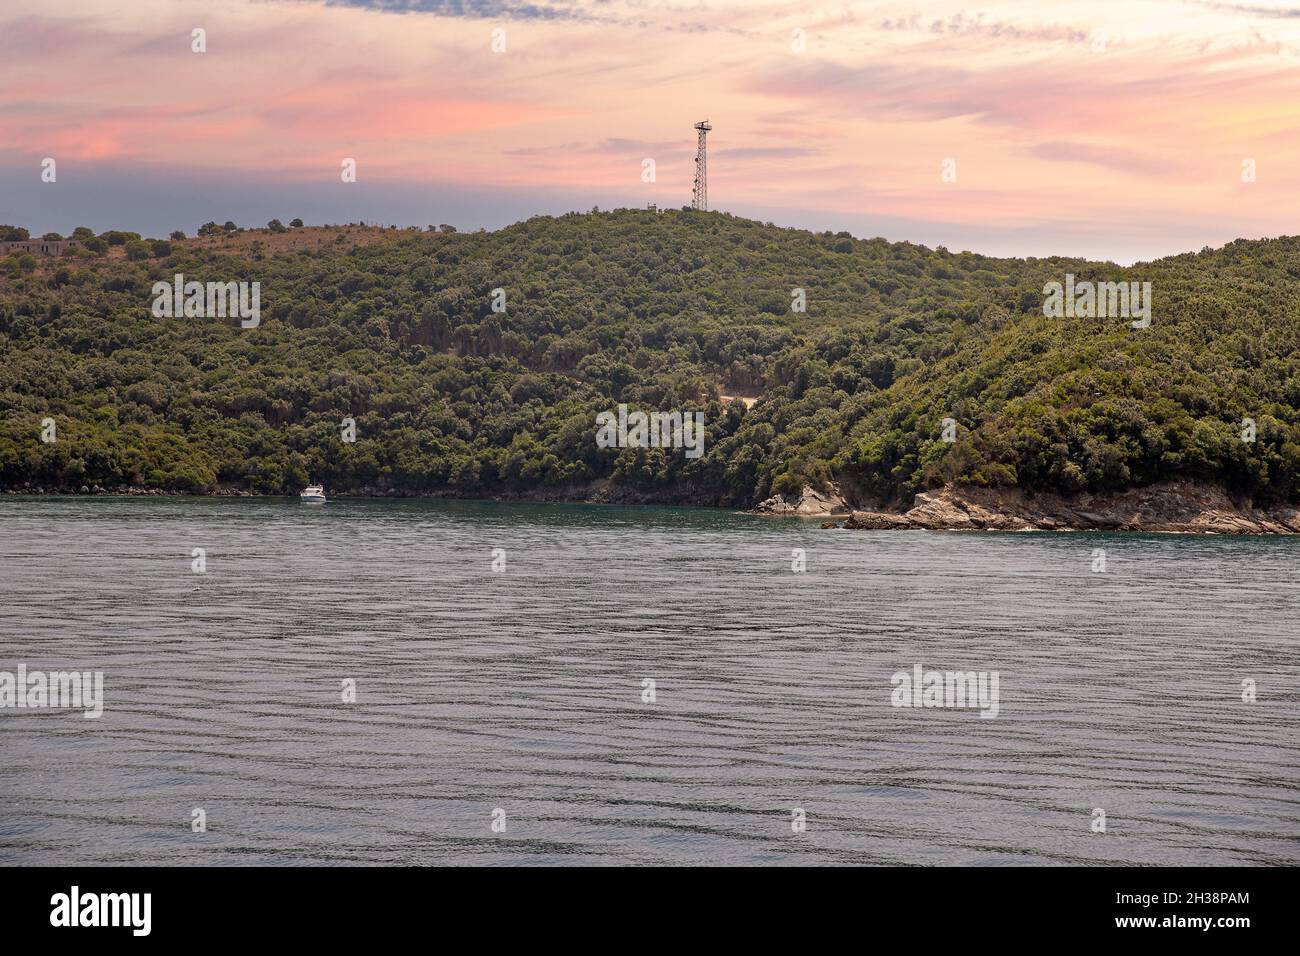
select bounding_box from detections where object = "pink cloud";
[5,0,1300,261]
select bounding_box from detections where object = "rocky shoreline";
[756,481,1300,534]
[8,479,1300,533]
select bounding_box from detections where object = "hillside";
[2,209,1299,508]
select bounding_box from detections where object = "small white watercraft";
[300,484,326,503]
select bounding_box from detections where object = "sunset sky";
[5,0,1300,262]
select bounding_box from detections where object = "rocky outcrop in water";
[833,482,1300,534]
[753,483,851,517]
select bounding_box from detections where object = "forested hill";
[2,209,1299,506]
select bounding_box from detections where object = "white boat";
[300,484,326,503]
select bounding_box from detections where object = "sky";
[4,0,1300,263]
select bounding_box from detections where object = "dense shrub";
[1,209,1298,504]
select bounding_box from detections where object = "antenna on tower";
[692,120,711,211]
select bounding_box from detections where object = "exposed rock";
[843,510,913,530]
[754,483,850,517]
[835,481,1300,534]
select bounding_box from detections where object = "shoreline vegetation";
[5,480,1299,533]
[4,211,1300,526]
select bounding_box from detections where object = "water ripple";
[0,497,1297,865]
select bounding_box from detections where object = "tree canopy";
[2,209,1298,504]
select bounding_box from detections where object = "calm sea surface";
[1,497,1297,866]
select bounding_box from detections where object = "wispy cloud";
[5,0,1300,262]
[1184,1,1300,17]
[1024,142,1177,177]
[318,0,594,20]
